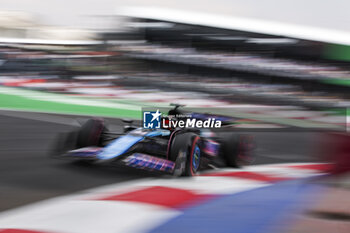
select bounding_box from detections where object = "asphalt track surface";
[0,110,321,212]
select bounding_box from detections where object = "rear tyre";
[220,133,241,168]
[77,118,107,148]
[170,132,201,176]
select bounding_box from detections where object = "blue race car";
[52,106,255,176]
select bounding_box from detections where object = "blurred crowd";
[0,12,349,131]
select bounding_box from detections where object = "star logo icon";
[150,110,161,122]
[143,110,162,129]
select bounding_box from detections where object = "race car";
[51,105,255,176]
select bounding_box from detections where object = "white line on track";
[0,109,81,126]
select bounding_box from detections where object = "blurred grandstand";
[0,7,350,129]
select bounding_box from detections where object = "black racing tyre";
[220,133,241,168]
[77,118,107,148]
[170,132,201,176]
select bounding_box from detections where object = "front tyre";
[170,132,201,176]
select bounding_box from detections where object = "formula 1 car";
[51,105,255,176]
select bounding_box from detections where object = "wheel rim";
[192,145,200,171]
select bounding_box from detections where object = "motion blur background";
[1,0,350,30]
[0,1,350,233]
